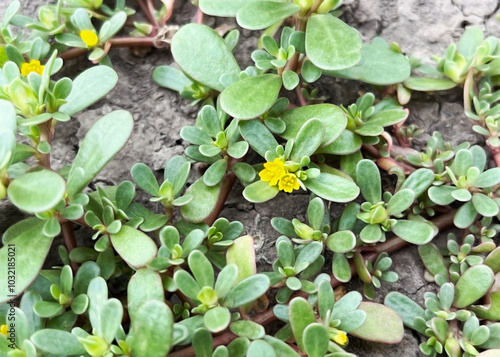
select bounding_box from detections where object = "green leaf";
[131,163,159,196]
[428,186,456,205]
[454,200,478,229]
[0,219,52,303]
[174,270,201,301]
[230,321,265,340]
[31,329,86,355]
[189,250,214,288]
[263,335,300,357]
[66,110,133,197]
[236,1,300,30]
[484,247,500,274]
[403,77,457,91]
[360,224,383,244]
[226,235,257,283]
[224,274,270,308]
[199,0,258,16]
[193,328,213,357]
[227,141,249,159]
[127,269,164,322]
[316,130,362,155]
[332,252,351,282]
[243,180,280,203]
[247,340,276,357]
[110,225,158,268]
[59,66,118,116]
[365,109,408,127]
[282,69,300,90]
[472,193,499,217]
[473,168,500,188]
[290,119,325,161]
[304,173,359,203]
[326,43,410,85]
[301,59,322,83]
[204,159,227,187]
[350,302,404,344]
[100,298,123,344]
[401,168,436,197]
[384,292,426,334]
[326,231,356,253]
[181,178,221,222]
[204,306,231,332]
[391,220,435,245]
[232,162,256,182]
[356,159,381,204]
[7,170,65,213]
[289,297,316,352]
[153,65,193,92]
[453,264,494,308]
[457,27,483,57]
[303,323,329,357]
[305,14,361,71]
[387,189,415,215]
[280,104,347,147]
[130,300,173,357]
[307,197,324,230]
[239,119,279,158]
[172,24,240,92]
[418,244,448,279]
[220,74,282,119]
[33,301,63,318]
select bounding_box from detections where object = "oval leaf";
[237,2,300,30]
[305,14,361,71]
[350,302,404,344]
[172,24,240,92]
[110,226,158,268]
[8,170,65,213]
[220,74,282,119]
[454,264,494,308]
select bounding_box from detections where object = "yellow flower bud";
[80,30,99,47]
[0,324,8,335]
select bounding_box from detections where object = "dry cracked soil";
[1,0,500,356]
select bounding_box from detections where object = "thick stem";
[59,37,157,61]
[136,0,158,32]
[61,221,79,272]
[195,6,204,24]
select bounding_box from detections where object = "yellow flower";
[259,158,286,186]
[0,324,8,335]
[80,30,99,47]
[278,173,300,193]
[330,329,348,346]
[20,59,44,76]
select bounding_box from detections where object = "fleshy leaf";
[280,104,347,147]
[181,178,221,222]
[130,300,173,357]
[236,1,300,30]
[66,110,133,197]
[326,43,411,85]
[304,173,359,203]
[384,292,426,334]
[305,14,361,71]
[171,24,240,92]
[453,264,494,308]
[8,170,65,213]
[110,226,158,268]
[220,74,282,119]
[350,302,404,344]
[391,220,435,245]
[0,218,51,303]
[59,66,118,116]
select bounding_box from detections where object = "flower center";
[20,59,44,76]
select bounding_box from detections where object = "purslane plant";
[0,0,499,356]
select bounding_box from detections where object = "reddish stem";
[135,0,158,33]
[59,36,157,61]
[195,6,204,24]
[61,221,79,272]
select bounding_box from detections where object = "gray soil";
[2,0,500,356]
